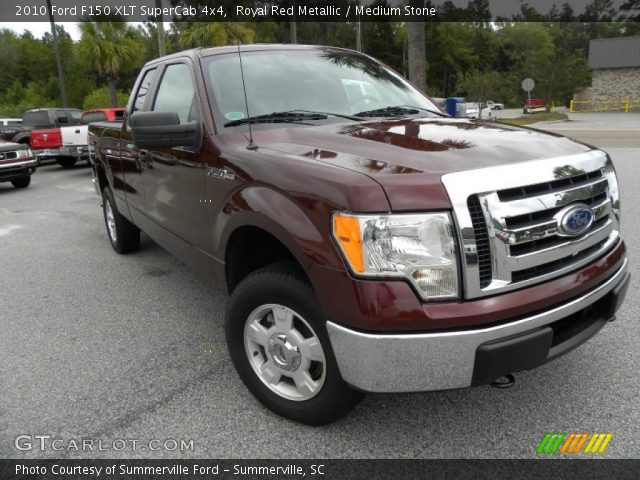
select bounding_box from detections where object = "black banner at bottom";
[2,459,640,480]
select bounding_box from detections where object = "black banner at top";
[1,0,639,22]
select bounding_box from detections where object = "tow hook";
[491,374,515,389]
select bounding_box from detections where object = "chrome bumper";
[326,259,628,393]
[33,146,88,158]
[0,159,38,169]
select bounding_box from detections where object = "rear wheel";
[11,176,31,189]
[102,186,140,254]
[225,263,363,425]
[57,157,77,169]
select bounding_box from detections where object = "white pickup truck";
[31,109,124,168]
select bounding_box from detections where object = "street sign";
[522,78,535,92]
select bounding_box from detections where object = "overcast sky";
[0,22,81,39]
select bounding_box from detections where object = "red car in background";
[80,108,125,124]
[523,98,548,114]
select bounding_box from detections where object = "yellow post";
[624,100,629,113]
[569,99,574,113]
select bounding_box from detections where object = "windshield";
[203,48,440,128]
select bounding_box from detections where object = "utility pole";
[46,0,69,108]
[290,0,297,44]
[356,20,362,51]
[155,0,165,56]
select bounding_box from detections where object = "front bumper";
[326,258,629,393]
[0,159,37,181]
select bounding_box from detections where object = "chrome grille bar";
[442,150,620,299]
[490,177,608,219]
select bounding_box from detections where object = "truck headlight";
[17,148,32,158]
[332,212,459,299]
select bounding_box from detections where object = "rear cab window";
[23,111,50,125]
[81,112,107,124]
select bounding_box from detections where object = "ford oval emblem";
[555,203,594,237]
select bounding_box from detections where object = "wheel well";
[16,137,30,146]
[225,226,308,293]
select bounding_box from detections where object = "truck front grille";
[467,195,492,288]
[442,151,620,299]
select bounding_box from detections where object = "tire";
[11,176,31,189]
[57,157,77,169]
[225,263,363,425]
[102,186,140,254]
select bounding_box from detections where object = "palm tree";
[79,18,142,107]
[179,22,255,49]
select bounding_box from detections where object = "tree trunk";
[156,0,165,56]
[108,79,118,107]
[407,2,426,93]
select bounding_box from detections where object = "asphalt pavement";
[1,127,638,459]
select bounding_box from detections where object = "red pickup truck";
[31,108,125,168]
[89,45,629,425]
[524,98,548,114]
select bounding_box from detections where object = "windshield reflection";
[204,48,439,129]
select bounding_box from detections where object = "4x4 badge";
[207,167,235,181]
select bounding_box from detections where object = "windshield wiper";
[354,105,448,118]
[287,110,365,121]
[224,111,328,127]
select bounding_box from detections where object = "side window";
[133,68,157,113]
[153,63,198,124]
[56,109,68,124]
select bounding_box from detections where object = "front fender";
[214,185,344,274]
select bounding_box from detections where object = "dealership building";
[574,36,640,110]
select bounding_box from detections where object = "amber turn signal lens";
[333,213,364,273]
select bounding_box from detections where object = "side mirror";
[130,111,201,150]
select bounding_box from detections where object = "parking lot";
[1,116,639,459]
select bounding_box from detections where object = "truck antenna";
[237,42,257,151]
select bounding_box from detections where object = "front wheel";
[11,176,31,188]
[225,263,363,425]
[102,186,140,254]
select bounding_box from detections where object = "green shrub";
[82,87,128,110]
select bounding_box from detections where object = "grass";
[496,111,568,126]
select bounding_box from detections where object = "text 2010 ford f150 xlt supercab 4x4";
[89,45,629,425]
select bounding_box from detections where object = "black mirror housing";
[130,111,201,150]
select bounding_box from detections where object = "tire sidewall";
[225,268,360,424]
[102,187,120,252]
[11,175,31,188]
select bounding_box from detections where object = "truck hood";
[0,125,32,142]
[256,117,593,210]
[0,140,25,152]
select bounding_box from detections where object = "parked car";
[0,108,81,146]
[31,108,125,168]
[486,100,504,110]
[0,140,36,188]
[89,45,628,425]
[524,99,548,114]
[464,102,493,119]
[0,118,22,126]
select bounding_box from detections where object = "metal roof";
[589,36,640,69]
